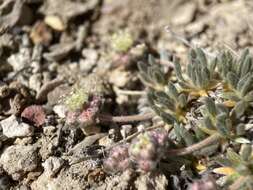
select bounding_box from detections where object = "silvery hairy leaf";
[237,73,251,92]
[204,97,217,117]
[216,113,230,137]
[238,48,250,76]
[167,82,179,100]
[233,100,248,118]
[240,144,252,161]
[178,94,187,108]
[195,48,207,66]
[226,148,243,166]
[173,56,184,81]
[174,123,195,146]
[227,72,238,89]
[236,124,246,136]
[203,116,215,129]
[240,76,253,97]
[241,55,252,77]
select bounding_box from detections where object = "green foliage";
[173,48,218,97]
[218,49,253,117]
[138,54,168,91]
[147,82,188,123]
[216,145,253,189]
[64,88,89,111]
[198,97,233,138]
[111,30,134,53]
[133,47,253,186]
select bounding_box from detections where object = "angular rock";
[171,2,196,25]
[0,115,34,138]
[40,0,100,22]
[42,157,64,178]
[53,105,68,118]
[31,161,92,190]
[0,145,38,178]
[135,173,168,190]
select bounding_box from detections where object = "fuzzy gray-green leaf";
[167,82,178,100]
[178,94,187,108]
[237,73,251,92]
[196,48,207,65]
[240,144,252,161]
[173,57,184,81]
[201,66,210,87]
[203,116,215,129]
[236,124,246,136]
[238,48,250,75]
[174,123,195,146]
[204,97,216,117]
[241,55,252,76]
[233,100,248,118]
[227,72,238,89]
[240,76,253,97]
[216,113,230,136]
[160,111,176,124]
[226,148,243,166]
[209,57,217,76]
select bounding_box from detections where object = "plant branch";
[98,112,155,123]
[105,122,167,151]
[113,86,146,96]
[167,133,221,156]
[36,78,65,102]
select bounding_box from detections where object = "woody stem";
[167,133,221,156]
[98,112,155,123]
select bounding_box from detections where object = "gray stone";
[0,145,38,178]
[42,157,64,178]
[135,173,168,190]
[31,161,92,190]
[171,2,196,25]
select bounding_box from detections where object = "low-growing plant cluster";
[102,48,253,189]
[61,47,253,189]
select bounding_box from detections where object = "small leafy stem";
[98,112,155,123]
[167,133,221,156]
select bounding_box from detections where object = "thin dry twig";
[105,122,166,152]
[98,112,155,123]
[164,25,216,58]
[113,86,146,96]
[36,78,65,102]
[164,26,193,48]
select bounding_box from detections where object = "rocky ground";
[0,0,253,189]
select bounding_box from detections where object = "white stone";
[53,105,68,118]
[42,157,64,178]
[1,115,34,138]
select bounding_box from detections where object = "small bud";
[149,129,168,149]
[64,88,89,111]
[129,133,157,160]
[137,159,157,172]
[111,30,134,53]
[103,145,130,173]
[129,129,168,172]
